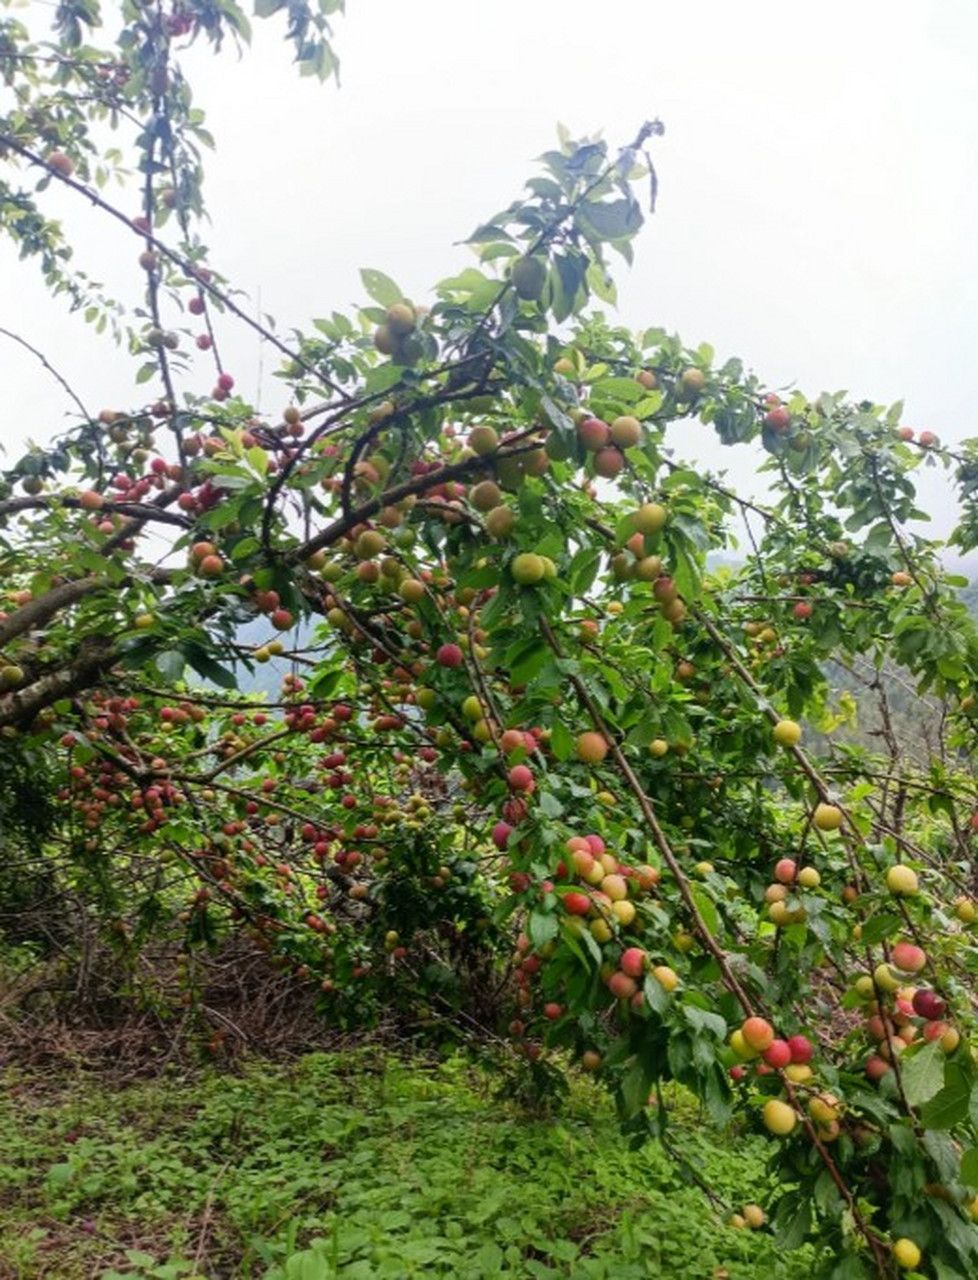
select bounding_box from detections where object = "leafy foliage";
[2,4,978,1277]
[0,1050,811,1279]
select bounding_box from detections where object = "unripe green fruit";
[544,431,572,461]
[773,719,802,747]
[397,334,424,364]
[874,962,901,993]
[634,555,662,582]
[468,425,499,456]
[511,553,546,585]
[762,1098,797,1136]
[470,480,502,512]
[611,552,634,581]
[511,255,547,302]
[729,1029,758,1061]
[386,302,417,336]
[355,530,386,560]
[485,506,516,539]
[523,448,549,477]
[633,502,667,534]
[373,324,397,355]
[496,456,524,491]
[886,864,919,895]
[892,1239,921,1270]
[461,695,482,722]
[610,415,642,448]
[813,802,842,831]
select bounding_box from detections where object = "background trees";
[3,3,978,1276]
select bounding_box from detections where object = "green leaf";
[577,197,642,242]
[689,885,720,938]
[642,972,669,1014]
[45,1161,74,1187]
[859,912,902,946]
[683,1003,726,1041]
[900,1041,945,1107]
[471,1243,504,1272]
[508,640,551,685]
[538,791,564,819]
[528,910,558,950]
[920,1064,972,1130]
[246,445,268,476]
[181,645,238,690]
[828,1250,874,1279]
[551,253,587,323]
[774,1194,811,1250]
[961,1146,978,1187]
[568,547,601,597]
[589,376,645,404]
[619,1055,653,1119]
[360,268,403,308]
[547,720,575,763]
[466,222,513,244]
[586,259,617,305]
[155,649,186,682]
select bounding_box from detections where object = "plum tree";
[2,4,978,1278]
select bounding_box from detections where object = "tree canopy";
[3,4,978,1276]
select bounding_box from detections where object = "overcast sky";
[5,0,978,537]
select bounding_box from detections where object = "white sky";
[5,0,978,538]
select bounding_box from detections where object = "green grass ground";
[0,1049,812,1279]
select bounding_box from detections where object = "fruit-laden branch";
[0,577,100,650]
[781,1077,890,1275]
[538,614,755,1017]
[0,439,533,728]
[868,453,939,614]
[458,118,662,355]
[694,608,949,1103]
[0,548,177,654]
[547,612,893,1276]
[693,609,873,884]
[0,634,117,728]
[289,439,543,564]
[259,376,512,555]
[0,136,348,399]
[697,606,959,1005]
[0,495,192,530]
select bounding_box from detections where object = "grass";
[0,1048,814,1278]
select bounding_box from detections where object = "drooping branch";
[0,634,117,728]
[538,614,755,1017]
[0,577,100,650]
